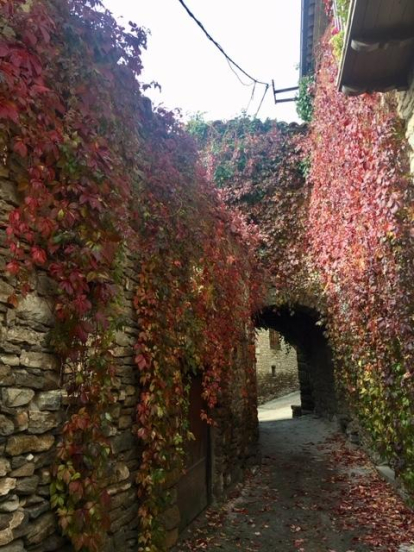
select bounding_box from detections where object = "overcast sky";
[103,0,301,123]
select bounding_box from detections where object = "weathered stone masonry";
[0,178,258,551]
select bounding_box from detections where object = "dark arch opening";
[255,305,337,418]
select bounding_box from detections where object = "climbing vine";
[296,75,315,123]
[308,33,414,487]
[0,1,262,551]
[189,116,317,308]
[193,34,414,491]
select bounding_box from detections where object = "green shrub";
[296,75,315,123]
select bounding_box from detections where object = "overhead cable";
[254,84,269,118]
[176,0,268,87]
[245,81,257,114]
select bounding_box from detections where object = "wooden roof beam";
[351,33,414,52]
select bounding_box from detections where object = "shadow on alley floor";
[174,394,414,552]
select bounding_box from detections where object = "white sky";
[103,0,301,122]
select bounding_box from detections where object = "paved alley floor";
[174,395,414,552]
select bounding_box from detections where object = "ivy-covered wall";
[0,2,261,551]
[0,188,258,552]
[309,34,414,488]
[192,33,414,492]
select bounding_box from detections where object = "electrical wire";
[254,83,269,118]
[226,59,255,88]
[245,81,257,114]
[176,0,268,87]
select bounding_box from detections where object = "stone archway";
[256,305,337,418]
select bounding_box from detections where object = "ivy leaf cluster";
[0,2,263,551]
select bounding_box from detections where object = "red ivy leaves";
[1,2,262,551]
[308,32,414,482]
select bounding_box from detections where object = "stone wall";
[255,330,298,376]
[0,178,142,552]
[255,330,299,405]
[211,341,258,499]
[0,177,258,551]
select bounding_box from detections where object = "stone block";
[112,432,135,454]
[0,281,14,305]
[36,485,50,498]
[0,509,26,546]
[123,396,136,407]
[35,391,62,411]
[38,470,51,485]
[108,489,135,510]
[10,463,34,478]
[107,481,132,496]
[110,463,130,485]
[1,389,35,408]
[114,332,133,347]
[6,435,54,456]
[0,356,19,368]
[376,464,396,484]
[24,512,55,545]
[0,180,19,205]
[14,412,28,433]
[0,495,19,513]
[10,457,31,471]
[14,370,58,391]
[15,476,39,495]
[118,416,132,430]
[0,539,26,552]
[25,499,49,520]
[19,353,58,371]
[0,459,10,477]
[32,450,54,470]
[109,503,138,533]
[28,412,60,434]
[16,295,54,327]
[0,417,14,437]
[5,327,45,348]
[0,479,16,498]
[36,273,57,297]
[0,366,14,387]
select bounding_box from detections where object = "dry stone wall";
[0,177,142,552]
[0,177,258,551]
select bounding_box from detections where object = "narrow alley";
[2,2,414,551]
[174,394,414,552]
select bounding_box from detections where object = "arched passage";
[256,305,337,418]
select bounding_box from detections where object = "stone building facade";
[0,178,258,551]
[255,329,298,377]
[255,329,299,405]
